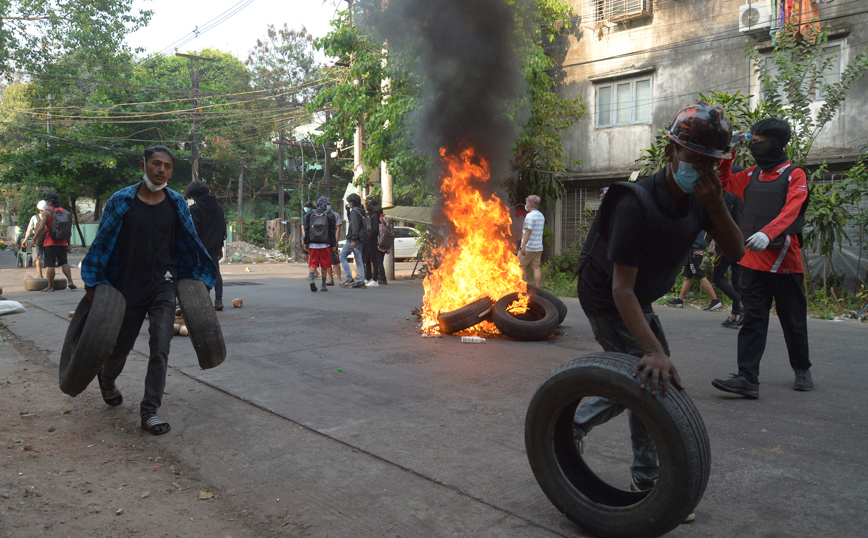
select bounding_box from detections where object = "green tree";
[0,0,151,77]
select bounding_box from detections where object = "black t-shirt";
[114,196,179,308]
[578,169,713,316]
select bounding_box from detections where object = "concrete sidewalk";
[1,259,866,537]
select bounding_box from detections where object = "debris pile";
[222,241,289,264]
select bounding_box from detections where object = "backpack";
[308,209,330,244]
[352,207,374,242]
[48,208,72,241]
[378,218,395,249]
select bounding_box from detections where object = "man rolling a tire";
[81,145,216,436]
[573,103,745,512]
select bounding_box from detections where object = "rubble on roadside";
[222,241,291,264]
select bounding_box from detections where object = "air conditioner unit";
[607,0,652,24]
[739,1,772,34]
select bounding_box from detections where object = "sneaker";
[711,373,759,399]
[352,281,366,289]
[339,278,354,288]
[629,478,695,523]
[729,313,745,329]
[793,369,813,391]
[320,284,329,292]
[721,314,738,327]
[364,280,373,286]
[667,298,684,308]
[367,281,379,287]
[214,299,224,311]
[309,282,318,292]
[704,299,723,311]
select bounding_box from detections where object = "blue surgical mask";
[673,161,701,193]
[327,204,331,211]
[525,204,530,212]
[304,207,311,214]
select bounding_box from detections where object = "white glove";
[746,232,770,252]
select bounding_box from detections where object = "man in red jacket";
[712,118,812,399]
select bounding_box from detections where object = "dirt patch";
[0,328,262,538]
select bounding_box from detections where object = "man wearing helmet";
[572,103,745,502]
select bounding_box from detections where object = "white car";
[338,226,421,261]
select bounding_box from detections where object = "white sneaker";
[364,280,372,286]
[367,281,379,287]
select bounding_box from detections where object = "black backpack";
[308,210,330,244]
[352,207,373,241]
[378,218,395,249]
[48,208,72,241]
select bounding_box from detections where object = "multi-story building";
[551,0,868,261]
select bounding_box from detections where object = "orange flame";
[507,292,530,315]
[421,146,527,335]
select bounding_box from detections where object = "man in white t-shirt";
[519,194,545,287]
[22,200,48,277]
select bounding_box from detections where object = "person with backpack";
[185,181,227,311]
[303,196,337,292]
[376,213,395,285]
[339,193,367,289]
[33,192,78,291]
[572,103,744,518]
[361,197,383,287]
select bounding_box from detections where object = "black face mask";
[749,139,789,171]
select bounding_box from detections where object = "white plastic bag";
[0,301,26,315]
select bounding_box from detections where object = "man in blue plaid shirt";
[82,145,216,436]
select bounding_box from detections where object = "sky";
[126,0,341,62]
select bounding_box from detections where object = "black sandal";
[141,416,171,436]
[97,372,123,407]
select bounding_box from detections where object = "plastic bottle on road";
[461,336,486,344]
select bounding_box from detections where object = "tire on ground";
[525,352,710,538]
[437,297,494,334]
[492,292,558,341]
[24,277,68,291]
[527,284,567,325]
[59,284,126,396]
[177,279,226,369]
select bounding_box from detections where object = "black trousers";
[737,267,811,383]
[362,243,382,281]
[712,256,741,313]
[101,285,176,419]
[208,249,223,300]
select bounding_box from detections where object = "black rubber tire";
[24,277,66,291]
[177,279,226,369]
[437,297,494,334]
[492,292,559,341]
[527,284,567,325]
[525,353,711,538]
[59,284,126,397]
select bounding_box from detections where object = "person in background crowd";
[22,200,48,278]
[712,118,813,398]
[599,186,609,201]
[376,212,393,285]
[340,194,366,289]
[362,197,383,287]
[34,192,77,291]
[185,181,227,311]
[519,194,544,287]
[81,145,216,436]
[713,189,746,327]
[573,103,744,518]
[303,196,337,292]
[667,230,723,311]
[326,200,343,286]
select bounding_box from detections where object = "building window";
[762,41,843,102]
[583,0,652,27]
[596,77,652,128]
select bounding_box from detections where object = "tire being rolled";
[24,277,67,291]
[492,292,558,341]
[59,284,126,396]
[525,352,710,538]
[437,296,494,335]
[527,284,567,325]
[176,279,226,369]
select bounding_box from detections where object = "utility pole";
[237,158,245,239]
[278,95,286,220]
[176,52,216,182]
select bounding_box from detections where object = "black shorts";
[330,246,339,265]
[43,245,68,268]
[682,253,705,279]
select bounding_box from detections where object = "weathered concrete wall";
[556,0,868,177]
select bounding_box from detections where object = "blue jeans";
[573,310,671,484]
[340,241,364,283]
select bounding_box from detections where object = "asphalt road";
[1,253,866,537]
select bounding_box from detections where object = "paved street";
[1,253,866,537]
